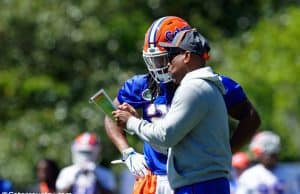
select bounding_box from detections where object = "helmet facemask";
[71,133,100,169]
[143,47,172,83]
[143,16,191,83]
[71,144,100,167]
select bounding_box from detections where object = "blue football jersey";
[117,74,247,175]
[219,75,247,108]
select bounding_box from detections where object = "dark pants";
[175,177,230,194]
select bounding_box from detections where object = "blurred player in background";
[236,131,287,194]
[229,152,250,194]
[27,158,59,193]
[104,16,260,194]
[0,178,13,193]
[56,132,116,194]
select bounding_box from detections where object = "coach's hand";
[122,147,148,177]
[113,103,138,128]
[119,103,139,117]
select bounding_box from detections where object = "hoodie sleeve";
[127,81,209,147]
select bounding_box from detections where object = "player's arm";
[104,97,130,152]
[104,75,144,152]
[228,99,261,153]
[55,168,75,193]
[104,97,148,177]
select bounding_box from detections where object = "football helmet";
[249,131,280,158]
[71,132,100,166]
[143,16,191,83]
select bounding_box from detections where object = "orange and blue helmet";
[71,132,100,165]
[143,16,191,83]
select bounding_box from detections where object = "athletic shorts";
[133,172,173,194]
[175,177,230,194]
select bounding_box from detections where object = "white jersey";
[56,164,116,194]
[236,163,300,194]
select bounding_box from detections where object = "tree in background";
[0,0,299,189]
[218,6,300,160]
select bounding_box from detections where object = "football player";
[230,152,250,194]
[56,132,116,194]
[104,16,260,194]
[236,131,285,194]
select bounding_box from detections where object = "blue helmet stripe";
[148,16,167,48]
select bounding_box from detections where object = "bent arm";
[229,99,261,153]
[127,85,207,147]
[104,98,130,152]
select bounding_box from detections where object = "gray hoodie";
[127,66,231,189]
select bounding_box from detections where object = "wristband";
[121,147,135,161]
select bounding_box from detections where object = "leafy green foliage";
[219,7,300,160]
[0,0,299,189]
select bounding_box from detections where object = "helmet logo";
[165,26,191,42]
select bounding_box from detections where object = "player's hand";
[122,147,148,177]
